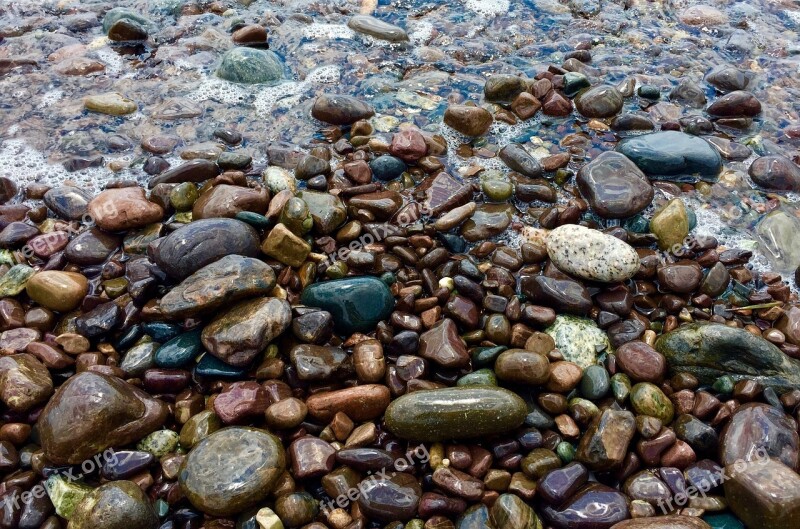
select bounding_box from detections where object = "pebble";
[546,224,640,282]
[575,409,636,470]
[444,105,493,137]
[84,93,137,115]
[575,85,624,118]
[88,187,163,232]
[0,353,53,412]
[576,151,654,218]
[216,47,284,84]
[617,131,722,182]
[301,276,394,334]
[347,14,409,42]
[25,271,88,312]
[545,315,607,368]
[312,94,375,125]
[748,154,800,191]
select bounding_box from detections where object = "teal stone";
[580,365,610,400]
[216,47,285,85]
[457,368,497,387]
[300,276,395,334]
[114,324,143,351]
[617,131,722,182]
[236,211,272,230]
[380,272,396,286]
[686,207,697,231]
[712,375,735,395]
[456,505,492,529]
[195,353,248,378]
[703,513,744,529]
[637,85,661,100]
[471,345,506,368]
[102,7,156,33]
[143,322,181,343]
[156,329,203,368]
[623,215,650,234]
[563,72,590,98]
[155,499,169,518]
[370,155,407,181]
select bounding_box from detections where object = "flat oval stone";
[547,225,640,282]
[384,386,527,442]
[37,372,168,464]
[357,472,421,522]
[719,403,798,471]
[617,131,722,182]
[44,186,92,220]
[65,228,120,265]
[630,382,674,424]
[0,264,35,297]
[348,15,408,42]
[311,94,375,125]
[151,218,260,280]
[300,276,394,334]
[577,151,654,218]
[306,384,390,422]
[84,93,137,115]
[540,483,630,529]
[520,275,593,315]
[159,255,276,319]
[26,271,88,312]
[610,516,712,529]
[68,480,159,529]
[216,47,284,85]
[179,427,285,516]
[748,154,800,191]
[148,159,221,188]
[88,187,164,232]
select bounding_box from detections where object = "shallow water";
[1,0,799,282]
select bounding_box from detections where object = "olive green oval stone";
[68,480,159,529]
[179,427,286,516]
[630,382,674,424]
[179,410,223,449]
[300,276,394,334]
[384,386,527,441]
[457,368,497,387]
[0,264,35,297]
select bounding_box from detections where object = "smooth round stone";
[481,171,514,202]
[615,341,666,383]
[370,155,407,181]
[101,450,154,480]
[575,85,624,118]
[102,7,155,33]
[562,72,590,97]
[120,342,158,377]
[674,414,718,456]
[84,93,137,115]
[137,429,179,457]
[311,94,375,125]
[192,184,268,220]
[576,151,654,218]
[457,368,498,386]
[357,472,421,522]
[151,218,260,280]
[460,204,513,242]
[107,18,148,41]
[655,323,800,391]
[719,403,799,470]
[384,386,527,442]
[617,131,722,182]
[347,14,408,42]
[748,154,800,191]
[37,372,168,465]
[300,276,394,334]
[25,271,88,312]
[179,427,286,516]
[195,353,248,378]
[755,210,800,275]
[630,382,674,424]
[148,159,221,188]
[537,462,589,505]
[65,228,120,265]
[547,224,640,282]
[580,365,610,399]
[274,492,318,527]
[155,329,202,368]
[0,353,53,412]
[545,315,607,369]
[540,483,629,529]
[484,74,527,103]
[495,349,550,385]
[68,481,158,529]
[159,255,276,319]
[444,104,493,137]
[670,79,707,108]
[650,198,689,251]
[707,91,761,117]
[457,505,492,529]
[216,48,284,84]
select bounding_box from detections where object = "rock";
[389,128,427,161]
[107,18,148,41]
[520,275,592,315]
[348,190,403,220]
[650,198,690,251]
[261,223,311,267]
[706,67,753,93]
[357,472,421,522]
[581,365,610,400]
[384,387,527,442]
[547,224,640,282]
[311,94,375,125]
[290,345,350,381]
[707,91,761,117]
[675,414,718,456]
[617,131,722,182]
[26,271,88,312]
[679,5,727,25]
[776,306,800,346]
[300,276,394,334]
[45,475,93,519]
[102,7,155,34]
[719,403,798,471]
[65,228,120,265]
[542,91,572,116]
[575,85,624,118]
[201,297,291,367]
[148,159,221,188]
[119,342,158,377]
[700,261,730,297]
[630,382,674,423]
[44,186,93,220]
[460,203,513,241]
[192,184,269,219]
[160,255,275,319]
[0,222,38,248]
[498,143,543,178]
[615,341,666,383]
[151,218,260,280]
[418,318,469,368]
[297,191,346,234]
[545,315,608,368]
[88,187,163,232]
[75,302,121,340]
[216,48,284,85]
[490,493,541,529]
[347,15,408,42]
[484,75,527,104]
[611,516,712,529]
[724,459,800,529]
[0,177,17,203]
[274,492,318,527]
[0,264,34,297]
[576,409,636,470]
[495,349,550,385]
[577,151,654,218]
[538,462,589,506]
[0,353,53,412]
[755,210,800,275]
[156,330,202,368]
[670,79,707,108]
[540,483,629,528]
[370,155,407,181]
[37,372,168,464]
[656,323,800,391]
[749,155,800,191]
[658,260,703,294]
[84,93,137,115]
[444,105,493,136]
[68,480,158,529]
[179,427,285,516]
[306,385,390,422]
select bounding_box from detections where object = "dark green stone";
[217,152,252,170]
[580,365,610,400]
[102,7,156,33]
[235,211,272,230]
[370,155,407,181]
[143,322,181,343]
[623,215,649,233]
[195,353,248,378]
[637,85,661,100]
[300,276,394,334]
[617,131,722,182]
[114,324,143,351]
[563,72,590,98]
[216,48,285,85]
[457,368,497,386]
[384,386,527,441]
[471,345,506,368]
[156,329,203,368]
[655,323,800,391]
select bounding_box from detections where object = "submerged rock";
[216,48,284,84]
[347,15,408,42]
[576,151,654,218]
[312,94,375,125]
[755,210,800,276]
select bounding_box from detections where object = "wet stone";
[312,94,375,125]
[719,403,798,471]
[489,493,541,529]
[192,184,269,219]
[537,462,589,505]
[418,318,469,368]
[521,275,592,316]
[617,131,722,182]
[69,480,158,529]
[44,186,92,220]
[499,143,543,178]
[26,271,88,313]
[545,315,607,368]
[577,151,654,218]
[575,85,624,118]
[0,353,53,412]
[300,276,394,334]
[216,47,284,84]
[84,93,137,115]
[723,458,800,529]
[357,472,421,522]
[748,155,800,191]
[540,483,630,529]
[547,224,640,282]
[575,409,636,471]
[444,105,493,137]
[347,15,409,42]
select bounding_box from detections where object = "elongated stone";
[0,264,35,297]
[617,131,722,182]
[385,387,527,442]
[723,459,800,529]
[347,15,408,42]
[148,159,221,188]
[610,516,711,529]
[547,224,640,282]
[301,276,394,334]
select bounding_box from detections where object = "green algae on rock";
[216,47,285,84]
[545,315,609,369]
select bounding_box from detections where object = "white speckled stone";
[545,315,611,368]
[546,225,639,282]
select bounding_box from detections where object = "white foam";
[94,47,125,76]
[302,23,355,40]
[465,0,511,17]
[187,76,250,104]
[253,82,304,116]
[305,64,342,85]
[37,89,64,109]
[408,20,435,46]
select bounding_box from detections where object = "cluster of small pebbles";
[1,2,800,529]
